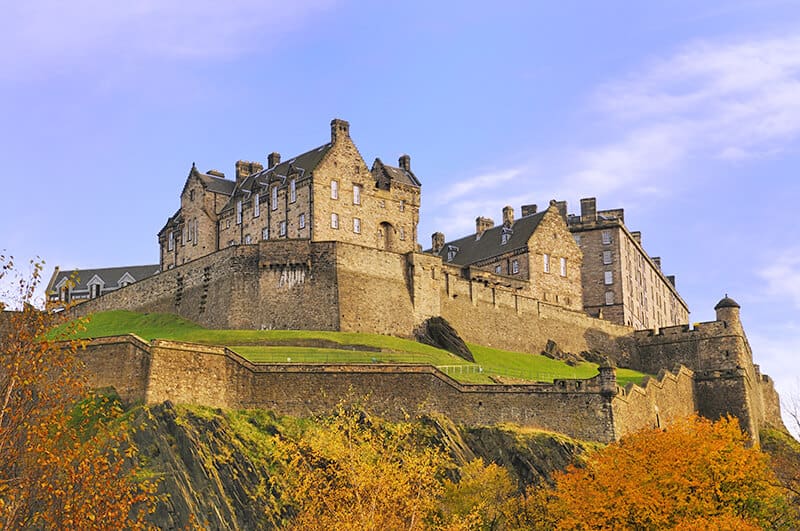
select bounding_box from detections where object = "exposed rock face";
[415,316,474,362]
[541,339,584,366]
[131,404,591,529]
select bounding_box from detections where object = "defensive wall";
[78,335,701,444]
[69,241,785,441]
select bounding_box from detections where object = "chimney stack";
[631,231,642,245]
[521,204,537,217]
[431,232,445,254]
[475,217,494,238]
[268,152,281,168]
[331,118,350,143]
[399,154,411,171]
[652,257,661,270]
[580,197,597,221]
[502,206,514,227]
[550,200,568,220]
[235,160,264,186]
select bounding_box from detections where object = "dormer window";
[501,227,513,245]
[446,245,459,262]
[87,275,104,299]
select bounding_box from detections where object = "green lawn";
[57,310,649,386]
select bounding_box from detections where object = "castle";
[63,118,784,443]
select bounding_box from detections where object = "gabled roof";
[197,172,236,195]
[432,211,547,266]
[221,143,333,212]
[371,158,421,188]
[48,264,160,292]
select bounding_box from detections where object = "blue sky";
[2,1,800,431]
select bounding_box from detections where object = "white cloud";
[435,167,524,204]
[760,248,800,309]
[0,1,336,80]
[748,328,800,438]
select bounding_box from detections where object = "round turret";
[714,294,740,324]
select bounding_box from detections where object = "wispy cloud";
[0,1,336,81]
[760,248,800,309]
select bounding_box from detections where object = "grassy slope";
[59,310,648,385]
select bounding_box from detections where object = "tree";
[0,255,156,529]
[274,405,449,530]
[546,415,795,530]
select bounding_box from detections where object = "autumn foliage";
[0,255,156,529]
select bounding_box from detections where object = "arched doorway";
[378,221,395,252]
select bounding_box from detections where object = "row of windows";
[542,254,568,277]
[494,260,520,275]
[167,219,199,251]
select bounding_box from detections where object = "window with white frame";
[299,213,306,229]
[398,227,405,240]
[605,291,614,305]
[168,231,174,251]
[90,284,101,299]
[236,200,243,224]
[603,250,612,265]
[495,265,502,274]
[560,257,567,277]
[353,217,361,234]
[512,259,519,274]
[253,194,260,217]
[604,271,613,285]
[399,199,405,212]
[602,230,611,245]
[262,227,269,240]
[244,234,252,244]
[573,234,581,245]
[193,219,199,245]
[279,221,287,237]
[446,245,458,262]
[331,212,339,229]
[353,184,361,205]
[228,240,235,247]
[290,179,296,203]
[331,180,338,199]
[543,254,550,273]
[272,186,278,210]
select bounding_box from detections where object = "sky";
[2,1,800,433]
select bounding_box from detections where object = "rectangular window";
[290,179,296,203]
[244,234,252,244]
[182,227,187,245]
[168,231,174,251]
[399,199,405,212]
[353,217,361,234]
[253,194,260,217]
[605,291,614,305]
[331,212,339,229]
[193,219,199,245]
[279,221,287,237]
[272,186,278,210]
[353,184,361,205]
[262,227,269,240]
[543,254,550,273]
[603,250,612,265]
[299,213,306,229]
[560,257,567,277]
[602,230,611,245]
[331,180,338,199]
[236,200,243,224]
[512,260,519,274]
[495,265,502,274]
[399,227,405,240]
[604,271,613,285]
[573,234,581,246]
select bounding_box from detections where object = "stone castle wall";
[78,335,708,443]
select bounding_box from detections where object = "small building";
[158,119,422,270]
[567,198,689,329]
[45,264,160,311]
[429,201,583,311]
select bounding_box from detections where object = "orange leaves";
[0,255,157,529]
[547,416,795,530]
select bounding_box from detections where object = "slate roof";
[432,211,547,266]
[197,172,236,195]
[219,143,333,213]
[48,264,161,292]
[714,295,740,310]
